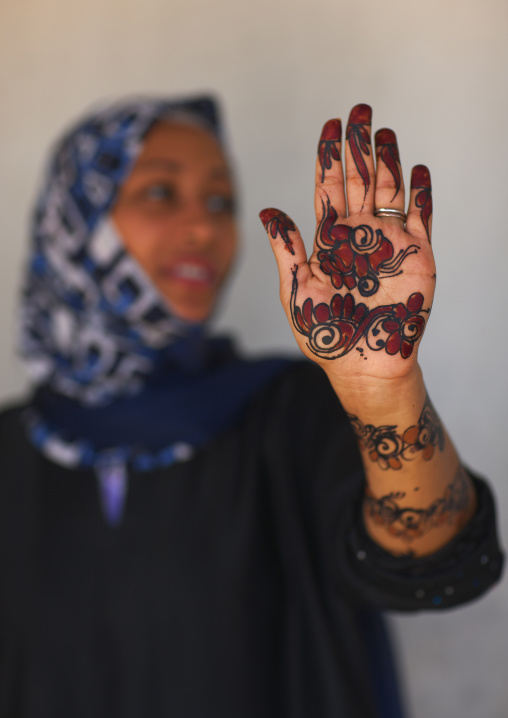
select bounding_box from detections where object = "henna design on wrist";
[347,395,445,470]
[259,208,296,255]
[375,128,401,201]
[346,104,372,205]
[411,165,432,241]
[364,464,472,542]
[318,119,342,183]
[315,196,418,297]
[291,265,428,361]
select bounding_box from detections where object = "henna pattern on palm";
[291,266,428,360]
[411,165,432,241]
[346,104,372,205]
[315,196,418,297]
[318,119,342,183]
[375,128,401,201]
[259,209,296,255]
[364,465,471,542]
[347,395,445,470]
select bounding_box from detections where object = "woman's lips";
[158,257,216,288]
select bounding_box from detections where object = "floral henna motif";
[318,119,342,183]
[346,104,372,205]
[375,128,401,201]
[315,196,418,297]
[259,208,296,255]
[290,265,428,360]
[347,395,445,470]
[364,465,472,542]
[411,165,432,241]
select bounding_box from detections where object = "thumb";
[259,208,310,300]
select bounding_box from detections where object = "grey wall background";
[1,0,507,715]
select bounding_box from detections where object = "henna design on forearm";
[411,165,432,241]
[375,128,401,201]
[259,209,296,255]
[364,464,472,542]
[346,104,372,205]
[315,195,418,297]
[291,264,428,360]
[318,119,342,183]
[347,395,445,470]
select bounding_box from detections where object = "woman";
[0,95,502,717]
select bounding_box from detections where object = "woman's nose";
[183,203,217,246]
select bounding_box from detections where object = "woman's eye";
[144,184,175,202]
[206,195,236,215]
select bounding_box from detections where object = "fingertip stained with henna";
[374,128,397,148]
[259,208,296,255]
[348,104,372,126]
[411,165,431,189]
[319,118,342,143]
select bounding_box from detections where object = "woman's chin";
[165,299,214,324]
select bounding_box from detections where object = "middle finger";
[345,104,375,216]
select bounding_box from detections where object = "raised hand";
[260,104,435,387]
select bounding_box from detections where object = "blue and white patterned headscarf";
[19,96,223,406]
[17,96,290,524]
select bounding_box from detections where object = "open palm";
[261,104,436,383]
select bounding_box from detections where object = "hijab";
[18,96,290,523]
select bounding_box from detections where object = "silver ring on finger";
[374,207,407,223]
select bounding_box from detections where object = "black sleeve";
[266,361,504,612]
[342,473,504,611]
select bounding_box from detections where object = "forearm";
[327,364,477,557]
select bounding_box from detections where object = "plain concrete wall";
[1,0,507,715]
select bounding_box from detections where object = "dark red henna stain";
[346,104,372,205]
[317,119,342,182]
[290,263,428,361]
[347,395,445,470]
[411,165,432,241]
[375,128,401,201]
[315,196,418,297]
[259,208,296,255]
[348,104,372,125]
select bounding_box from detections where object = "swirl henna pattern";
[375,128,401,201]
[290,266,428,361]
[315,197,419,297]
[345,104,372,205]
[347,395,445,470]
[364,465,472,542]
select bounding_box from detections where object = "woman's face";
[111,122,238,322]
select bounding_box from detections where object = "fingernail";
[411,165,431,188]
[374,128,397,146]
[348,103,372,126]
[319,118,342,144]
[259,208,278,227]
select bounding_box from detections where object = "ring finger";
[374,128,406,224]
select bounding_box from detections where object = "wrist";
[325,363,427,422]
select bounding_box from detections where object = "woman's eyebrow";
[134,160,231,181]
[135,159,182,172]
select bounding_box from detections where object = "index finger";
[314,118,347,222]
